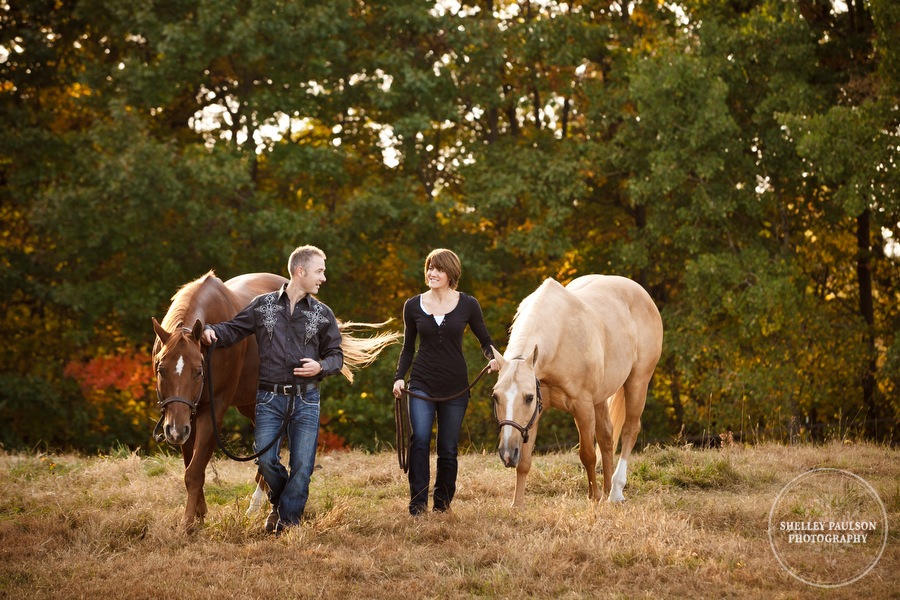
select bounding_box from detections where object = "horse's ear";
[190,319,203,341]
[491,345,507,369]
[529,344,539,368]
[152,317,171,343]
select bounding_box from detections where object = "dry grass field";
[0,442,897,599]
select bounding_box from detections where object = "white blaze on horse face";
[501,382,520,446]
[175,355,185,376]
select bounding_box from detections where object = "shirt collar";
[276,283,316,308]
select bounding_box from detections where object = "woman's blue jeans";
[407,390,469,513]
[254,388,320,527]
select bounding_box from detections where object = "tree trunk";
[856,208,879,438]
[667,355,684,433]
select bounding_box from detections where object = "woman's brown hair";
[424,248,462,290]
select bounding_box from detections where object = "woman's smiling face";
[426,265,449,289]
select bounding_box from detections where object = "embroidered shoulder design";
[254,292,283,339]
[302,303,330,344]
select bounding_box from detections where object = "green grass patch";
[204,482,257,506]
[5,455,75,481]
[142,456,170,477]
[631,447,743,490]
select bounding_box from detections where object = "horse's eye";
[491,393,499,404]
[194,369,203,379]
[524,393,534,404]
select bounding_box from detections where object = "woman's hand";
[488,358,499,373]
[392,379,405,398]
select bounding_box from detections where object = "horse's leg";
[572,400,600,501]
[512,410,543,508]
[247,473,269,515]
[609,378,649,502]
[593,396,615,499]
[180,406,222,532]
[235,401,268,515]
[180,435,195,469]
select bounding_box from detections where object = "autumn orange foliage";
[65,350,155,400]
[317,414,347,452]
[64,350,156,430]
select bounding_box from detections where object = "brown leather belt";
[258,382,318,395]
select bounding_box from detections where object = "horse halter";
[155,375,203,415]
[494,375,543,444]
[152,328,205,442]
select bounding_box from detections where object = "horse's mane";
[160,270,221,332]
[507,278,567,356]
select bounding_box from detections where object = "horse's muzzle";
[165,420,192,445]
[155,394,197,446]
[498,445,519,468]
[159,397,194,445]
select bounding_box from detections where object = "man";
[201,245,343,534]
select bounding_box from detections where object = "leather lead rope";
[206,341,288,463]
[394,363,492,472]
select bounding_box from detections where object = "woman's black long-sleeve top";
[394,292,494,399]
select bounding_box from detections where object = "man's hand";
[201,328,217,346]
[293,358,322,378]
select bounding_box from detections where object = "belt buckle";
[282,384,293,395]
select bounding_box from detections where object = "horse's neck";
[506,286,567,376]
[190,279,241,324]
[167,276,240,329]
[507,327,562,375]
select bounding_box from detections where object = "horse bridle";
[152,328,205,443]
[151,333,286,461]
[494,368,543,443]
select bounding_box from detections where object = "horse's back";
[567,275,659,321]
[566,274,646,300]
[566,275,663,362]
[224,273,287,305]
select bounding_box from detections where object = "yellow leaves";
[554,250,581,283]
[631,7,653,29]
[67,82,92,98]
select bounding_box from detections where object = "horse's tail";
[608,387,626,453]
[337,319,402,383]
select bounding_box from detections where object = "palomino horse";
[491,275,663,506]
[152,271,398,531]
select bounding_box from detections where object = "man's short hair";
[288,245,326,276]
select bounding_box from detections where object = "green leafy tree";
[2,0,896,451]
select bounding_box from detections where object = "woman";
[393,248,498,516]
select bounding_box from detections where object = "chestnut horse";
[152,271,399,531]
[491,275,663,506]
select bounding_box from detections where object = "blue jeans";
[407,390,469,513]
[254,388,320,527]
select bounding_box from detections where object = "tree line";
[1,0,897,453]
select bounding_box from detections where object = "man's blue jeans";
[254,388,320,527]
[407,390,469,513]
